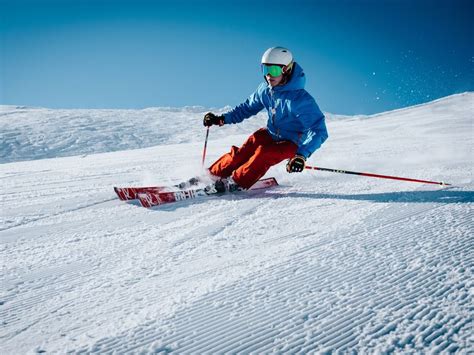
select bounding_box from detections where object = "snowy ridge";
[0,93,473,353]
[0,104,262,164]
[1,92,471,164]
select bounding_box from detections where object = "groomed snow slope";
[0,93,473,353]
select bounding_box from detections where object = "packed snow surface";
[0,93,473,353]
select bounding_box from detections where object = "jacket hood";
[267,62,306,92]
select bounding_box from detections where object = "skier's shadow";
[271,189,474,204]
[133,188,473,211]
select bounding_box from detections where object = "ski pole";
[305,165,451,186]
[202,126,210,166]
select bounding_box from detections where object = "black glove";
[286,155,306,173]
[203,112,225,127]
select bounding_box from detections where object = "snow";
[1,93,473,353]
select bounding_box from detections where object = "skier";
[203,46,328,192]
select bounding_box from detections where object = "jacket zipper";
[270,89,278,135]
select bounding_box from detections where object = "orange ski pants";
[209,128,298,189]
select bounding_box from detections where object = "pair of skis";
[114,177,279,208]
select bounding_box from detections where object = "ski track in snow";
[0,93,473,353]
[75,200,473,354]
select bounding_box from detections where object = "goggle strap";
[283,61,294,74]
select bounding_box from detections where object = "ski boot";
[212,177,243,193]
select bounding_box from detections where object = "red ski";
[137,177,278,208]
[113,177,200,201]
[114,186,166,201]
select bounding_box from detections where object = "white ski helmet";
[261,47,293,66]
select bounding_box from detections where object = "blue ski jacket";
[223,62,328,158]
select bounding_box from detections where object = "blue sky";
[1,0,472,115]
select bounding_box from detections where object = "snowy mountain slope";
[0,93,473,353]
[0,104,259,164]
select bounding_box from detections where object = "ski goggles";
[261,64,285,77]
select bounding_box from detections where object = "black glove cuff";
[216,115,225,126]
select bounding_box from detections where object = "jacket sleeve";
[223,84,265,124]
[296,119,328,159]
[293,97,329,159]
